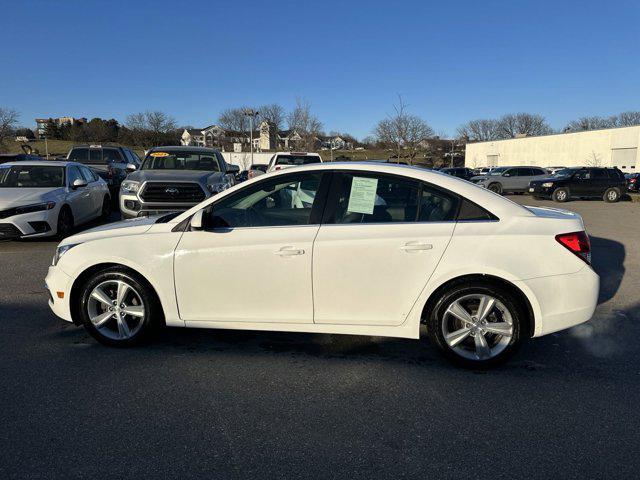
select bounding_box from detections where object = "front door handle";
[275,246,305,256]
[400,242,433,252]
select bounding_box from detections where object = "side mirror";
[226,164,240,174]
[72,178,88,189]
[126,163,137,173]
[190,209,204,230]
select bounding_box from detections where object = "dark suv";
[528,167,627,202]
[66,144,141,198]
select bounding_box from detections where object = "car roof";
[147,146,221,154]
[1,160,77,167]
[272,151,321,156]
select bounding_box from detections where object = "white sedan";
[45,162,599,367]
[0,161,110,239]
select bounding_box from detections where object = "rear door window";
[68,148,88,162]
[591,168,608,179]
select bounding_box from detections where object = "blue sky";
[0,0,638,139]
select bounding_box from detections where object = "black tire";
[552,187,569,202]
[603,187,620,203]
[487,183,503,194]
[56,206,74,239]
[426,280,525,368]
[101,195,112,220]
[78,267,162,347]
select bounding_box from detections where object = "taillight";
[555,231,591,264]
[630,178,637,183]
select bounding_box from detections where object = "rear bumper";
[45,266,74,322]
[518,266,599,337]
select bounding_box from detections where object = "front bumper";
[0,209,57,239]
[45,265,74,322]
[119,192,201,219]
[528,184,554,197]
[519,265,599,337]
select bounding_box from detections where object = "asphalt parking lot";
[1,198,639,479]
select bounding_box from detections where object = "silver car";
[470,166,548,194]
[0,161,110,239]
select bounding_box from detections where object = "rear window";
[68,148,88,162]
[274,155,321,166]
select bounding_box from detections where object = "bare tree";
[586,150,603,167]
[374,95,434,164]
[564,116,613,132]
[258,104,285,131]
[0,107,20,152]
[456,119,499,142]
[612,111,640,127]
[287,98,323,150]
[218,107,253,132]
[125,110,178,147]
[497,113,553,138]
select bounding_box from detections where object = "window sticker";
[150,152,169,157]
[347,176,378,215]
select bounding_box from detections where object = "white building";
[465,126,640,173]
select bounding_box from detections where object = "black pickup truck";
[528,167,627,202]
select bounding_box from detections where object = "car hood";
[59,215,160,247]
[0,188,62,209]
[127,170,227,185]
[469,175,488,182]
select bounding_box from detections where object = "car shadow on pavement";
[589,235,625,304]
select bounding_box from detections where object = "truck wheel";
[603,188,620,203]
[552,188,569,202]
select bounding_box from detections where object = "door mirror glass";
[191,209,204,230]
[126,163,137,173]
[72,178,88,189]
[226,164,240,174]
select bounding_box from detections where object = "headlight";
[15,201,56,214]
[121,180,140,193]
[52,243,79,266]
[541,182,554,188]
[208,182,231,194]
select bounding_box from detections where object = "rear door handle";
[275,246,305,256]
[400,242,433,252]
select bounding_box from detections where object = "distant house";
[181,125,259,150]
[181,129,206,147]
[319,135,352,150]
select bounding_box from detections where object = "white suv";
[46,163,598,367]
[266,152,322,172]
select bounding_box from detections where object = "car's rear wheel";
[426,282,525,368]
[78,268,160,347]
[101,195,112,219]
[56,207,74,239]
[552,187,569,202]
[487,183,502,194]
[603,187,620,203]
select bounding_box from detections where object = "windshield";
[142,152,220,171]
[487,167,508,175]
[552,168,579,177]
[274,155,321,166]
[0,165,65,188]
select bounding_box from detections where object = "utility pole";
[244,109,259,167]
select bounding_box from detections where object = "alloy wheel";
[87,280,145,340]
[441,294,514,361]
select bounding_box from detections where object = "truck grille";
[140,182,206,203]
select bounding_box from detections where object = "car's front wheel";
[552,187,569,202]
[78,267,161,346]
[426,281,525,368]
